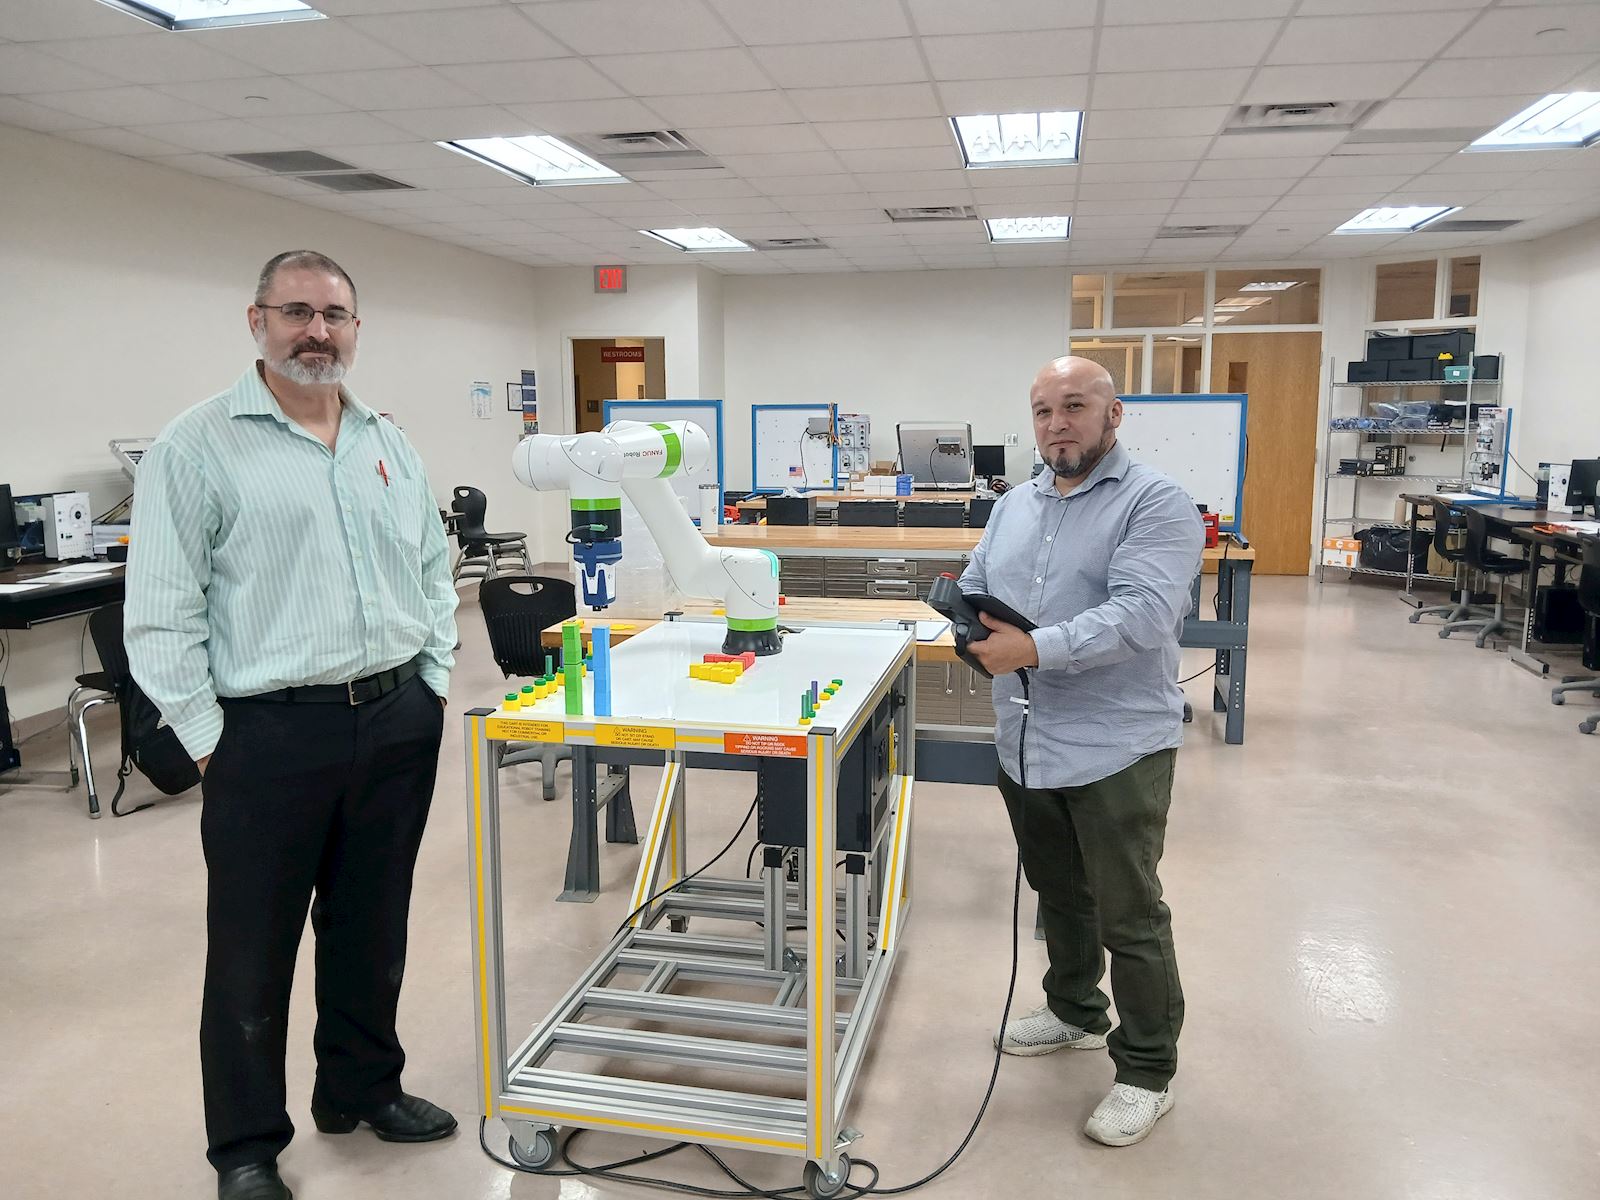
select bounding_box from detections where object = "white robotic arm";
[512,420,783,656]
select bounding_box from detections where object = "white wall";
[0,124,540,720]
[722,268,1070,489]
[1517,217,1600,471]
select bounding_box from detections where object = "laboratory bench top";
[706,524,1255,561]
[0,560,126,629]
[736,490,979,509]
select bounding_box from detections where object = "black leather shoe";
[311,1092,458,1143]
[217,1163,292,1200]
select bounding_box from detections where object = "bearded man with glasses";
[126,250,459,1200]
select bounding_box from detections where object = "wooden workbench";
[736,490,978,511]
[707,524,1254,566]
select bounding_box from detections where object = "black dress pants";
[199,674,445,1174]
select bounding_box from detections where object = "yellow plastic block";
[613,623,636,632]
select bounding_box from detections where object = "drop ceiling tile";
[1270,12,1476,67]
[1091,69,1251,109]
[142,150,263,178]
[976,202,1079,220]
[0,0,162,40]
[717,151,847,177]
[787,83,942,122]
[1085,136,1212,163]
[1283,174,1395,198]
[812,117,953,150]
[906,0,1095,35]
[868,188,975,207]
[1312,154,1445,177]
[964,182,1080,204]
[645,177,760,199]
[138,118,298,154]
[1086,107,1231,141]
[1182,178,1293,198]
[151,75,349,118]
[923,30,1093,80]
[1104,0,1296,19]
[0,44,121,93]
[1445,4,1600,58]
[1365,95,1542,132]
[1208,130,1349,159]
[375,105,529,139]
[750,39,926,89]
[1097,21,1280,73]
[1077,180,1185,200]
[678,197,783,215]
[24,85,211,125]
[1079,162,1195,184]
[40,33,259,85]
[531,0,738,54]
[0,94,100,131]
[250,110,415,145]
[345,6,567,64]
[1072,198,1174,215]
[641,89,802,128]
[1166,199,1273,218]
[590,48,771,96]
[854,168,968,190]
[705,0,908,43]
[201,20,411,75]
[502,97,664,134]
[317,141,468,170]
[935,75,1091,114]
[1240,61,1424,104]
[1194,156,1322,180]
[291,66,485,110]
[436,57,623,104]
[967,164,1079,188]
[61,125,187,158]
[753,186,874,205]
[836,146,962,173]
[683,124,824,155]
[1397,53,1596,99]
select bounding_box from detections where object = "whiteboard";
[603,399,723,521]
[752,404,838,492]
[1117,394,1246,531]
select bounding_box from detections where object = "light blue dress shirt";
[125,363,458,759]
[960,440,1204,789]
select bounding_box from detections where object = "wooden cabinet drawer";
[863,557,917,577]
[914,661,964,725]
[866,578,919,599]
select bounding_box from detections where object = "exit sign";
[594,265,627,293]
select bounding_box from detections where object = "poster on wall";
[470,380,492,420]
[520,370,538,436]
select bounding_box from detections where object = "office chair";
[1409,504,1483,626]
[479,575,576,799]
[67,603,126,819]
[1440,508,1528,648]
[451,485,533,584]
[902,501,964,528]
[1550,537,1600,730]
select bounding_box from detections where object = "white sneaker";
[1084,1083,1174,1147]
[994,1002,1108,1056]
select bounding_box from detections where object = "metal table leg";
[1510,540,1552,676]
[1217,559,1250,744]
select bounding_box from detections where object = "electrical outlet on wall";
[1003,433,1019,447]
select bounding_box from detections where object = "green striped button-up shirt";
[125,363,459,759]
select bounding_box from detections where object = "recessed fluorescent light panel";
[641,228,752,252]
[952,111,1083,168]
[985,216,1071,243]
[1334,206,1458,234]
[439,136,623,186]
[1468,92,1600,151]
[1238,281,1301,292]
[93,0,324,30]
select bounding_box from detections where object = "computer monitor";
[0,484,19,572]
[1566,458,1600,516]
[973,444,1007,479]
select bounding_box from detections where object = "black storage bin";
[968,497,997,527]
[766,495,817,526]
[903,501,964,527]
[1473,353,1501,380]
[1346,360,1389,383]
[1389,359,1434,382]
[1412,331,1475,360]
[838,501,898,527]
[1357,526,1428,573]
[1366,335,1413,360]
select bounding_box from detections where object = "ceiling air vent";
[569,130,717,172]
[1223,100,1380,134]
[224,150,359,174]
[298,172,414,193]
[1156,224,1246,239]
[748,237,828,250]
[884,206,979,223]
[1418,219,1522,233]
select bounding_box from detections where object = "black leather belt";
[238,657,422,706]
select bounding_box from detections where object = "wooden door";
[1209,331,1322,575]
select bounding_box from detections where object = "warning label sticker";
[724,732,809,759]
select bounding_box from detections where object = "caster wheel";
[804,1155,852,1199]
[669,916,690,933]
[1581,721,1598,736]
[1437,630,1451,639]
[1552,692,1566,705]
[1408,613,1421,624]
[509,1128,557,1170]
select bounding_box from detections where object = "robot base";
[724,626,783,657]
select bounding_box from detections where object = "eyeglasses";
[258,302,356,329]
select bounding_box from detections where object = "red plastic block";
[704,652,757,668]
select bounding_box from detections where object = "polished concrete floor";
[3,576,1598,1200]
